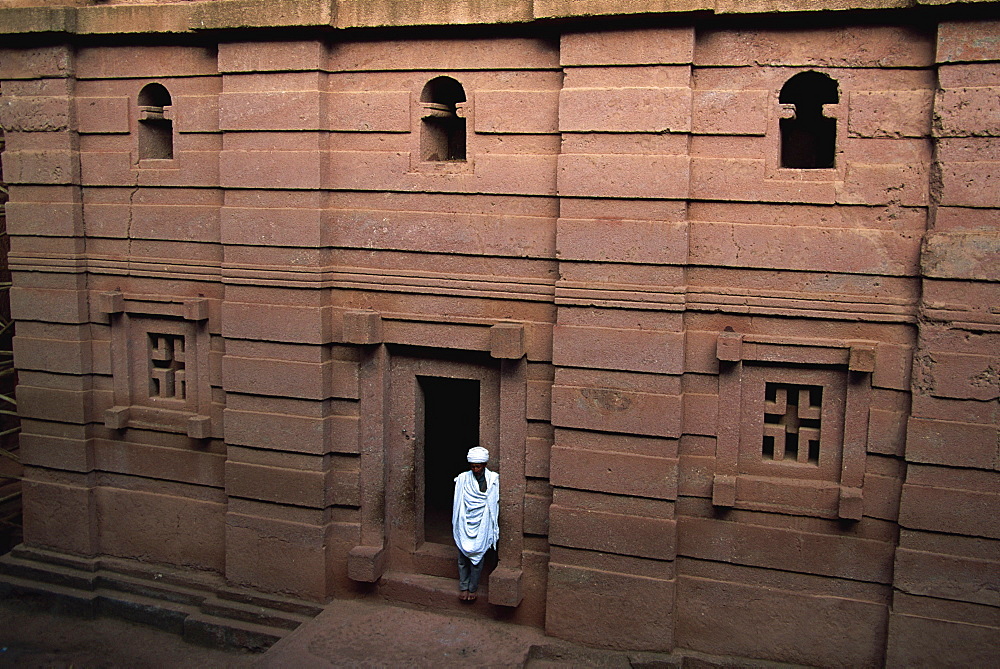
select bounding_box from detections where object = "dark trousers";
[457,551,485,593]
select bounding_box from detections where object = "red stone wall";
[3,41,228,569]
[3,44,97,558]
[677,26,928,666]
[0,7,996,666]
[887,20,1000,668]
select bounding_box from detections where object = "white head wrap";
[467,447,489,463]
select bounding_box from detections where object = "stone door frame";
[346,317,528,607]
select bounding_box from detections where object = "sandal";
[467,591,477,602]
[459,590,469,601]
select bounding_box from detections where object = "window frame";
[409,75,474,175]
[99,291,213,439]
[714,330,876,520]
[136,82,176,164]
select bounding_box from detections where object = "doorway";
[384,349,500,577]
[419,376,480,545]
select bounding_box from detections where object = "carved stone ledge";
[347,545,387,583]
[490,322,525,360]
[488,566,523,607]
[343,310,383,345]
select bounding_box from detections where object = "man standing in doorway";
[453,446,499,602]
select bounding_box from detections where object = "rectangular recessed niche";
[714,331,874,520]
[101,292,213,439]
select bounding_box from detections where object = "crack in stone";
[127,175,139,277]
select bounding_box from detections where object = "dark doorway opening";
[420,376,480,545]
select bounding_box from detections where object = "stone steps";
[182,611,286,652]
[98,570,209,608]
[412,541,461,579]
[0,572,99,617]
[9,544,97,572]
[378,570,495,617]
[200,594,314,630]
[94,587,197,634]
[0,545,319,651]
[214,585,325,618]
[1,551,98,591]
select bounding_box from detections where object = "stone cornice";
[0,0,997,35]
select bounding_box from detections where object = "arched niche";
[419,76,467,162]
[779,71,839,169]
[137,83,174,161]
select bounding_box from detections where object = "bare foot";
[459,590,468,601]
[467,591,477,602]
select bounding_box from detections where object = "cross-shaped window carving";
[762,382,822,465]
[149,333,186,400]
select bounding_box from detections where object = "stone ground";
[0,591,800,668]
[0,591,255,668]
[0,591,608,669]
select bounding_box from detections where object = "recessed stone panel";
[848,90,933,138]
[547,561,675,650]
[97,487,225,571]
[559,87,691,133]
[551,384,682,438]
[558,154,689,199]
[328,91,411,132]
[474,89,560,134]
[676,571,888,667]
[692,89,768,136]
[937,20,1000,63]
[695,25,932,68]
[218,40,326,73]
[560,27,695,66]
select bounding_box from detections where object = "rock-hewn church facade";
[1,0,997,665]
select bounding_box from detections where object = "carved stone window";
[738,367,846,491]
[100,292,213,438]
[148,333,186,400]
[714,331,876,520]
[138,83,173,161]
[779,71,838,169]
[762,382,823,465]
[419,76,467,162]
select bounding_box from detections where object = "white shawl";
[452,468,499,566]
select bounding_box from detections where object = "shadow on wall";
[0,118,22,555]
